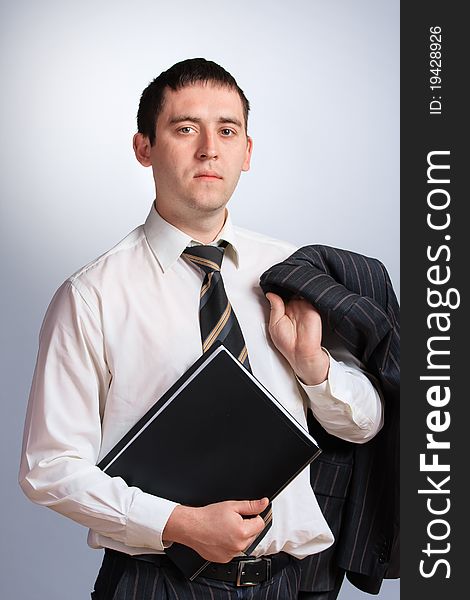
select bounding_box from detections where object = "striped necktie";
[183,243,273,548]
[183,244,251,372]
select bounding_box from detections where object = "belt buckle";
[236,557,271,587]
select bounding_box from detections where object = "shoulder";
[67,225,146,286]
[39,225,149,333]
[234,225,298,263]
[53,225,148,315]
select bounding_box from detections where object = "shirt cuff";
[296,349,375,431]
[125,489,179,551]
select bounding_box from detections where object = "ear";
[133,133,152,167]
[242,136,253,172]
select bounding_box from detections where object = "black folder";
[98,341,321,579]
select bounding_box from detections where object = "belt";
[203,553,292,586]
[106,549,293,587]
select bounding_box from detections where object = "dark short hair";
[137,58,250,146]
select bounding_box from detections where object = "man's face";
[135,82,252,226]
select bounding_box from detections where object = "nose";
[197,130,218,160]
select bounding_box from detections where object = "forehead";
[158,82,245,124]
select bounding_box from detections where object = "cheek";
[154,149,184,181]
[224,171,243,197]
[226,153,248,182]
[166,146,194,175]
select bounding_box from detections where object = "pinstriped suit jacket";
[259,245,399,595]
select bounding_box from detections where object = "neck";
[155,202,227,244]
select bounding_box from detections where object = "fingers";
[171,499,270,563]
[234,497,269,517]
[266,292,285,326]
[243,514,267,539]
[237,499,268,540]
[267,293,319,322]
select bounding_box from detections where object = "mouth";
[194,171,223,180]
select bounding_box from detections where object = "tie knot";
[183,244,225,274]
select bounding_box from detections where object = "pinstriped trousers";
[297,568,344,600]
[91,550,302,599]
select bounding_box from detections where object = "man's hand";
[266,292,329,386]
[163,497,269,563]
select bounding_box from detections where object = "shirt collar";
[144,203,240,272]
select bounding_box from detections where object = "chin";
[188,197,229,213]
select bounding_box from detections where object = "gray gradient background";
[0,1,399,598]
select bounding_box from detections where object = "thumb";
[265,292,285,326]
[235,497,269,517]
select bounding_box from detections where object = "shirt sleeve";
[297,344,384,444]
[19,280,178,551]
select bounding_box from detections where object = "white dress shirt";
[19,204,383,560]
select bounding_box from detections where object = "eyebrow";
[169,115,243,128]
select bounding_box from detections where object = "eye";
[220,128,235,136]
[178,126,195,134]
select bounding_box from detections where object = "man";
[20,58,383,599]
